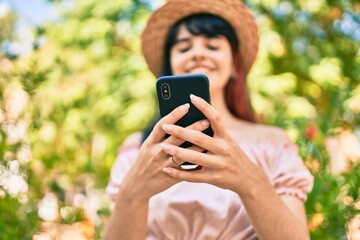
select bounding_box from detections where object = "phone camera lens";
[161,83,171,99]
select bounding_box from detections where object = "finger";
[162,166,209,183]
[187,144,205,153]
[168,155,183,168]
[147,103,190,144]
[164,119,210,146]
[160,143,217,168]
[190,94,225,136]
[162,123,222,153]
[170,144,206,165]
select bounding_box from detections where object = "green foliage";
[306,163,360,239]
[0,0,154,238]
[245,0,360,238]
[0,0,359,239]
[0,193,38,239]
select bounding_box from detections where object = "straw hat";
[141,0,259,77]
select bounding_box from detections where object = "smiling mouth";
[187,66,212,73]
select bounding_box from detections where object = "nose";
[191,41,206,61]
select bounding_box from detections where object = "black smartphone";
[156,73,213,169]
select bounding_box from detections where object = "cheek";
[170,48,189,75]
[208,53,233,88]
[223,50,234,72]
[170,54,181,75]
[216,51,233,77]
[224,59,233,76]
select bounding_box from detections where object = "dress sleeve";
[105,132,142,201]
[267,141,314,202]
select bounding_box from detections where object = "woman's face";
[170,25,233,91]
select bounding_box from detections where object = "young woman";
[105,0,313,239]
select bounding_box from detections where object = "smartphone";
[156,74,213,169]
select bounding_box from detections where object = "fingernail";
[162,124,173,132]
[163,167,171,174]
[190,94,199,102]
[179,103,190,112]
[160,143,171,151]
[201,120,210,127]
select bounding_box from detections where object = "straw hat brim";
[141,0,259,77]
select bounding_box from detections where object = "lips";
[186,63,213,73]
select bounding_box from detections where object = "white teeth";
[190,67,210,74]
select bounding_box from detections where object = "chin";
[209,77,229,91]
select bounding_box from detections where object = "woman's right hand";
[118,103,210,202]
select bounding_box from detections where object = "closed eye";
[173,38,191,53]
[179,47,190,53]
[207,45,219,50]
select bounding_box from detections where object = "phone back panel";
[156,74,213,148]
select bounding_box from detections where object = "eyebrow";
[174,37,191,44]
[175,35,224,43]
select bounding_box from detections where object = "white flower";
[8,160,20,174]
[6,174,28,196]
[73,193,86,208]
[0,163,29,198]
[4,121,27,145]
[38,193,59,221]
[17,146,32,164]
[0,165,10,187]
[4,87,29,120]
[83,189,107,224]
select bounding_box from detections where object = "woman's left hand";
[160,94,263,195]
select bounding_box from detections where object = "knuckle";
[212,111,221,122]
[142,141,154,153]
[217,160,227,170]
[142,139,151,148]
[153,120,163,132]
[172,146,180,156]
[218,142,230,156]
[213,172,224,182]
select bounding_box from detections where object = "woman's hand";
[160,94,264,195]
[106,103,211,240]
[119,102,210,202]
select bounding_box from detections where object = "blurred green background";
[0,0,359,239]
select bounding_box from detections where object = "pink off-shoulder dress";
[106,132,314,240]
